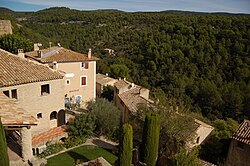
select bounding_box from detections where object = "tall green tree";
[0,117,9,166]
[0,34,33,54]
[88,98,121,137]
[142,113,160,166]
[119,124,133,166]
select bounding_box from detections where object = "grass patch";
[47,145,117,166]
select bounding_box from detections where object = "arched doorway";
[57,110,65,126]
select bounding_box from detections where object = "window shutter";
[81,77,86,85]
[85,62,89,69]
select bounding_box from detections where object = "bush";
[64,136,87,149]
[39,142,64,158]
[68,113,96,138]
[88,98,121,138]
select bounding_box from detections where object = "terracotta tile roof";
[0,49,63,88]
[199,159,217,166]
[32,126,68,147]
[114,79,130,90]
[118,86,152,112]
[83,157,112,166]
[0,92,38,126]
[25,47,99,63]
[96,73,117,85]
[232,120,250,145]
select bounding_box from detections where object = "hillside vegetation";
[1,7,249,122]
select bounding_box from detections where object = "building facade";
[96,73,117,97]
[114,79,153,123]
[0,48,66,161]
[25,46,98,104]
[226,120,250,166]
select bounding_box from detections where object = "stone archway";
[57,110,65,127]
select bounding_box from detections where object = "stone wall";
[0,20,12,35]
[0,78,65,136]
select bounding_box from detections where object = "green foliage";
[199,118,239,164]
[68,113,96,138]
[110,64,130,80]
[88,98,121,138]
[172,148,200,166]
[101,85,115,101]
[63,136,87,149]
[119,124,133,166]
[0,34,33,54]
[142,113,161,166]
[39,142,64,158]
[3,8,250,121]
[0,118,9,166]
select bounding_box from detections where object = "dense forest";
[0,7,249,122]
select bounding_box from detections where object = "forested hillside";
[1,7,250,122]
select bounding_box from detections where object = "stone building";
[0,48,66,162]
[0,20,13,35]
[25,46,98,105]
[114,79,153,123]
[226,120,250,166]
[96,73,117,97]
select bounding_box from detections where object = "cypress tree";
[0,117,9,166]
[119,123,133,166]
[142,113,160,166]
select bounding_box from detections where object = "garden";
[47,145,117,166]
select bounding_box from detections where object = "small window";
[196,137,200,144]
[50,111,57,120]
[3,90,9,97]
[237,141,244,149]
[81,76,87,86]
[66,79,70,85]
[41,84,50,95]
[81,62,89,69]
[37,113,42,119]
[11,89,17,99]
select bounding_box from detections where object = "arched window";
[50,111,57,120]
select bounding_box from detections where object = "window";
[66,79,70,85]
[41,84,50,95]
[37,113,42,119]
[11,89,17,99]
[3,90,9,97]
[81,61,89,69]
[50,111,57,120]
[196,137,200,144]
[81,76,87,86]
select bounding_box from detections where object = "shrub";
[64,136,87,149]
[39,142,64,158]
[119,124,133,166]
[142,113,160,166]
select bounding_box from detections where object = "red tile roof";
[26,47,99,63]
[32,126,68,147]
[118,85,153,113]
[0,49,63,88]
[232,120,250,145]
[0,92,38,126]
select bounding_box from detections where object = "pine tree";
[0,117,9,166]
[119,123,133,166]
[142,113,160,166]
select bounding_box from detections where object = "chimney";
[17,49,25,58]
[34,43,40,51]
[52,61,58,70]
[38,50,43,58]
[88,48,91,58]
